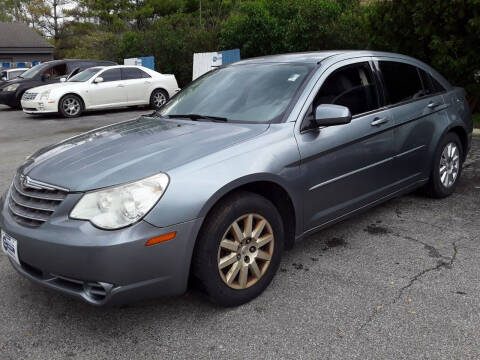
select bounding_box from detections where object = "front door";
[88,68,127,108]
[295,59,395,232]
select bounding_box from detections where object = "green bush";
[473,113,480,129]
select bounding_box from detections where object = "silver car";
[0,51,472,306]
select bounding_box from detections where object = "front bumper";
[0,189,203,305]
[21,99,58,114]
[0,91,18,107]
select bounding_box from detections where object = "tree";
[0,0,32,23]
[25,0,72,43]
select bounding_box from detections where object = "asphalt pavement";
[0,105,479,359]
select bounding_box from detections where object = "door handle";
[117,84,125,88]
[427,101,441,109]
[370,117,388,126]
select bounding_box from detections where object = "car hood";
[0,77,31,86]
[20,116,269,191]
[0,78,19,88]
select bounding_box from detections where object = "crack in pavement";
[358,239,458,332]
[392,232,451,261]
[393,242,458,302]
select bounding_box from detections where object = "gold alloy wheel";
[217,213,275,290]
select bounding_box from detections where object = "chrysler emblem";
[17,174,69,192]
[19,174,44,190]
[19,174,28,188]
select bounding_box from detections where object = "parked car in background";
[0,68,28,82]
[0,59,116,109]
[0,51,472,307]
[21,65,180,117]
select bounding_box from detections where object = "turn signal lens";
[145,232,176,246]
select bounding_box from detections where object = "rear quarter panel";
[153,75,179,98]
[442,87,473,156]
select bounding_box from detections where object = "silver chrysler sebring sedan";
[0,51,472,306]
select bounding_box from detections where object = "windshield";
[18,63,52,79]
[159,63,313,123]
[68,67,103,82]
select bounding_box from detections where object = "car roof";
[37,59,116,65]
[97,65,153,71]
[5,68,27,72]
[231,50,452,89]
[232,50,424,65]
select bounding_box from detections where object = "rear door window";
[419,69,445,95]
[313,62,380,116]
[121,67,143,80]
[379,61,424,105]
[140,69,151,78]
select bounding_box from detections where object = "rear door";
[374,59,449,185]
[87,68,127,108]
[295,58,396,231]
[121,67,152,104]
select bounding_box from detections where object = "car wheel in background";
[59,94,83,118]
[192,191,284,307]
[150,89,168,110]
[12,93,24,109]
[424,132,463,198]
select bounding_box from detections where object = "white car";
[21,65,180,118]
[0,68,28,82]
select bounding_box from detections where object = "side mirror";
[41,73,51,81]
[94,77,104,84]
[60,77,66,82]
[314,104,352,127]
[1,77,6,81]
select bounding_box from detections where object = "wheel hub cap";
[217,214,274,290]
[154,93,166,107]
[63,98,80,115]
[439,142,460,188]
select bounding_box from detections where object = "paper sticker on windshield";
[288,74,300,82]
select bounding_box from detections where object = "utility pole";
[199,0,202,27]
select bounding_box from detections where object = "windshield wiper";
[167,114,228,122]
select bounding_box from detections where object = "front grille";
[8,174,68,227]
[22,92,38,101]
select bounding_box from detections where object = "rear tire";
[423,132,463,198]
[59,94,83,118]
[192,191,284,307]
[149,89,168,110]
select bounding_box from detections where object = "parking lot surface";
[0,105,479,359]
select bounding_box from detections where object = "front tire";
[193,191,284,307]
[424,132,463,198]
[59,94,83,118]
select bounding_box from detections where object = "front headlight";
[39,90,51,100]
[3,84,20,92]
[70,173,169,230]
